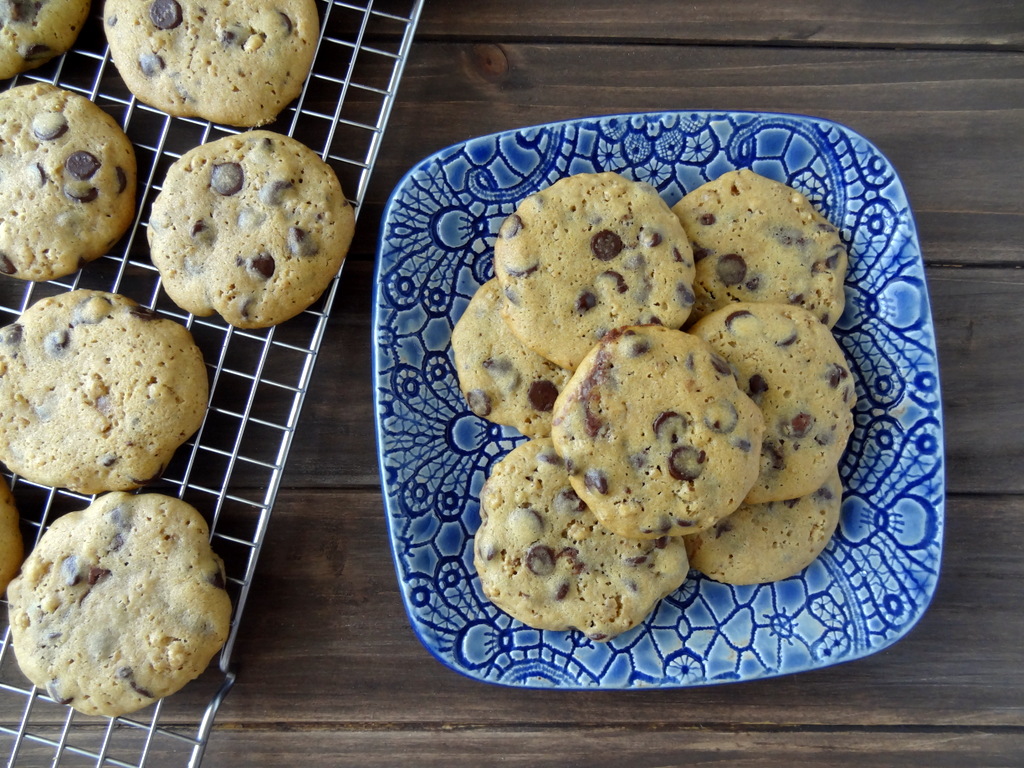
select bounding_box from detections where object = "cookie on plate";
[685,468,843,585]
[6,492,232,717]
[0,475,24,594]
[690,302,856,503]
[551,324,764,539]
[148,130,355,328]
[0,0,91,79]
[0,83,137,282]
[104,0,319,126]
[672,169,848,327]
[452,279,571,438]
[474,438,690,641]
[494,171,696,370]
[0,290,209,494]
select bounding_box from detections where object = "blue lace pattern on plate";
[372,111,944,689]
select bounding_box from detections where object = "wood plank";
[358,44,1024,268]
[415,0,1024,49]
[184,489,1021,728]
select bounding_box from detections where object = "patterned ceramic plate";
[372,111,944,688]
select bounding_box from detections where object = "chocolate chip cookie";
[474,438,690,641]
[0,475,23,594]
[690,302,857,503]
[0,83,137,281]
[6,492,232,717]
[672,169,848,327]
[104,0,319,126]
[494,172,696,370]
[0,290,209,494]
[685,468,843,585]
[452,279,571,438]
[551,324,764,539]
[0,0,90,79]
[148,130,355,328]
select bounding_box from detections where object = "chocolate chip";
[44,329,70,356]
[784,412,815,438]
[209,570,226,589]
[575,290,597,314]
[676,282,695,307]
[116,167,127,193]
[699,212,716,225]
[87,566,111,585]
[149,0,182,29]
[258,179,292,206]
[692,246,711,262]
[528,379,558,412]
[23,43,51,61]
[826,363,849,388]
[466,389,491,416]
[278,10,293,33]
[714,520,734,538]
[643,231,662,247]
[287,227,318,257]
[554,581,570,600]
[128,305,158,321]
[139,53,165,77]
[243,253,275,279]
[554,488,586,515]
[499,214,522,239]
[101,453,119,469]
[709,354,733,377]
[210,162,244,196]
[763,440,785,470]
[32,113,68,141]
[65,151,101,180]
[745,276,761,291]
[748,373,768,397]
[668,445,705,482]
[2,323,23,345]
[590,229,623,261]
[505,263,538,278]
[584,469,608,495]
[64,185,98,203]
[629,339,651,357]
[625,554,648,566]
[0,254,15,275]
[653,411,687,442]
[46,680,72,706]
[538,450,562,466]
[788,292,805,306]
[672,247,685,263]
[600,270,628,293]
[775,331,798,347]
[725,309,753,330]
[716,253,747,285]
[703,401,738,433]
[525,544,556,576]
[61,556,81,586]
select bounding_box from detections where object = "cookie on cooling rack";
[0,475,24,594]
[7,492,231,717]
[148,130,355,328]
[689,302,856,504]
[0,290,209,494]
[685,468,844,585]
[0,0,91,79]
[550,324,764,539]
[452,279,572,438]
[494,171,696,370]
[0,83,137,281]
[672,169,848,327]
[474,438,690,641]
[104,0,319,126]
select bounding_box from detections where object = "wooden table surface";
[6,1,1024,765]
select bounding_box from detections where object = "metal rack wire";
[0,1,424,765]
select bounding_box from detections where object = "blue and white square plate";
[372,111,944,688]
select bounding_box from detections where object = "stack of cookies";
[453,170,856,641]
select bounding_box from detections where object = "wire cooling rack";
[0,0,423,765]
